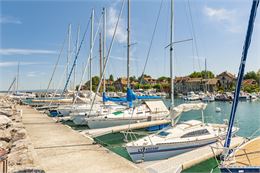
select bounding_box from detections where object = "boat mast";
[67,24,72,87]
[90,9,94,92]
[103,8,106,93]
[205,58,207,93]
[223,0,259,154]
[99,32,102,89]
[74,25,80,91]
[16,62,20,93]
[170,0,174,106]
[127,0,130,89]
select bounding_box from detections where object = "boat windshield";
[158,131,170,136]
[180,129,210,138]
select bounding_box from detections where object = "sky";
[0,0,259,91]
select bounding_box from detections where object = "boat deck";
[231,137,260,167]
[18,105,145,173]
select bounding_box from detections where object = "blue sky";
[0,0,259,91]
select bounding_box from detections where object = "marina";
[1,0,260,172]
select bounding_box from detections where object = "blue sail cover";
[103,88,161,107]
[224,0,259,150]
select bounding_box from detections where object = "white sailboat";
[74,0,170,128]
[125,103,239,162]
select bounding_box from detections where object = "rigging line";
[73,14,104,104]
[88,0,126,116]
[139,0,164,85]
[62,15,92,95]
[187,0,201,71]
[45,37,67,97]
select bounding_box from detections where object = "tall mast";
[67,24,72,85]
[99,32,102,88]
[90,9,94,92]
[205,58,207,92]
[102,8,106,92]
[127,0,131,88]
[16,62,20,93]
[170,0,174,106]
[223,0,259,152]
[74,25,80,91]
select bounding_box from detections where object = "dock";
[81,119,171,137]
[18,105,145,173]
[137,136,245,173]
[17,104,246,173]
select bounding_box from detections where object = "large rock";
[0,140,9,150]
[0,129,12,142]
[0,115,12,128]
[11,128,27,142]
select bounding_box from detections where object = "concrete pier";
[19,105,145,173]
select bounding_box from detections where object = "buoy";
[216,107,221,112]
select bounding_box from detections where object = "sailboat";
[219,0,260,172]
[72,0,170,128]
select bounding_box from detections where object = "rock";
[0,129,12,142]
[11,128,27,141]
[0,140,9,149]
[0,115,12,128]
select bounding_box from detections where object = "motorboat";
[125,103,239,162]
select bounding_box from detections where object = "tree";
[244,71,257,80]
[189,71,214,79]
[157,76,170,82]
[153,84,161,91]
[130,76,137,82]
[109,74,114,81]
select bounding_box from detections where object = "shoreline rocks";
[0,96,44,173]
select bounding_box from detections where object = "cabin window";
[158,131,170,136]
[180,129,210,138]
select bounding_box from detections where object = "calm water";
[94,98,260,173]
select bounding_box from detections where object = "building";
[142,76,157,85]
[243,79,257,86]
[114,77,128,91]
[216,71,236,91]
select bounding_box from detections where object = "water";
[94,98,260,173]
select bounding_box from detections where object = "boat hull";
[126,138,217,162]
[220,167,260,173]
[87,118,145,129]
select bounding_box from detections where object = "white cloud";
[26,71,46,77]
[204,6,235,22]
[0,61,48,67]
[203,6,242,33]
[110,55,139,62]
[107,6,127,43]
[0,48,57,55]
[0,16,22,24]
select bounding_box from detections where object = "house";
[114,77,128,91]
[185,78,204,92]
[243,79,257,86]
[174,76,190,93]
[217,71,236,91]
[142,76,157,85]
[204,78,219,92]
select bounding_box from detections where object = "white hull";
[126,138,217,162]
[87,117,145,129]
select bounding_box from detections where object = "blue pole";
[224,0,259,149]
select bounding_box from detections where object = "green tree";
[107,86,115,92]
[143,84,151,90]
[130,76,137,82]
[153,84,161,91]
[109,74,114,81]
[157,76,170,82]
[189,71,214,79]
[244,71,257,80]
